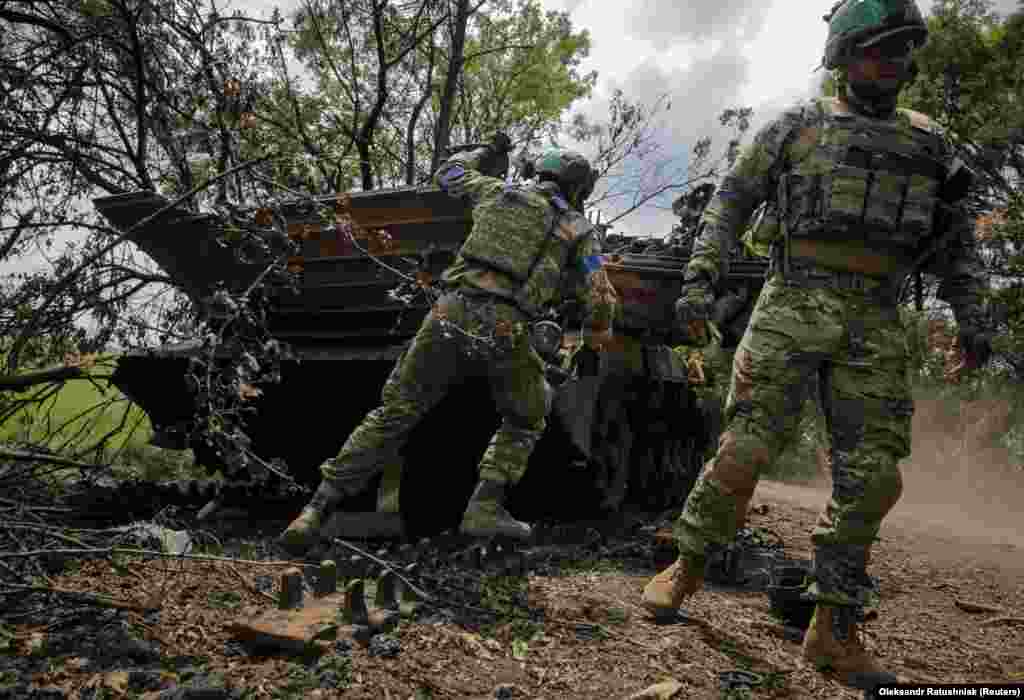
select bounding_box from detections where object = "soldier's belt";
[772,257,896,301]
[450,284,535,319]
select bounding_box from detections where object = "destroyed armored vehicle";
[95,185,768,537]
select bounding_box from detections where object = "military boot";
[641,553,706,619]
[459,479,532,541]
[801,604,899,689]
[279,481,345,556]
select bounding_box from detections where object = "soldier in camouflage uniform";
[280,135,617,554]
[642,0,991,688]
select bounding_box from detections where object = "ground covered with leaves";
[1,479,1022,700]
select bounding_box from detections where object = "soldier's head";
[533,149,598,212]
[823,0,928,105]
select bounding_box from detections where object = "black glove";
[958,328,993,371]
[675,275,715,322]
[672,274,716,345]
[516,151,537,180]
[489,131,513,155]
[475,133,512,179]
[710,288,749,327]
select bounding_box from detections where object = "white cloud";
[624,0,768,48]
[543,0,1022,235]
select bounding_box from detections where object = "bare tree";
[0,0,295,475]
[567,89,753,227]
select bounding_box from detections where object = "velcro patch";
[582,255,604,274]
[438,164,466,192]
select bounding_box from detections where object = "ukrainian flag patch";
[582,255,605,274]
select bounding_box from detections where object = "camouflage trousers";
[675,274,911,609]
[321,289,552,497]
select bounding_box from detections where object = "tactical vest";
[459,183,577,312]
[780,98,947,256]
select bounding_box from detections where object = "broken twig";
[1,583,158,612]
[954,598,1004,615]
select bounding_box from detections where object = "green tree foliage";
[453,0,597,147]
[898,0,1024,377]
[280,0,595,190]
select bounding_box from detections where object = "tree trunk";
[406,39,436,185]
[431,0,470,173]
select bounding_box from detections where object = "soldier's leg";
[461,310,551,540]
[643,278,845,616]
[802,302,910,685]
[323,296,468,492]
[280,295,466,552]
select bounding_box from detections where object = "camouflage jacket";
[435,148,617,332]
[689,96,988,330]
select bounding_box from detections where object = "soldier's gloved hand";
[674,273,716,345]
[516,151,536,180]
[960,328,993,369]
[477,132,512,178]
[945,326,994,381]
[489,132,513,155]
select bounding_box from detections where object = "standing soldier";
[280,134,617,555]
[642,0,990,689]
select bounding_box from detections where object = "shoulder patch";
[437,164,466,193]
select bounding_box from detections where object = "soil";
[2,455,1022,700]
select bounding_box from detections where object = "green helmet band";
[823,0,928,70]
[533,148,596,205]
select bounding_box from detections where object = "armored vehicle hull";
[95,188,768,538]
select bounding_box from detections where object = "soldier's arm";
[434,147,505,206]
[687,106,809,287]
[566,226,617,337]
[924,206,988,330]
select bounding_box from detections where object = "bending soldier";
[280,135,617,554]
[642,0,991,689]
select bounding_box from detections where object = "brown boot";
[801,604,899,689]
[279,482,344,556]
[459,479,532,541]
[641,554,705,619]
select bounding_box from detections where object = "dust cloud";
[892,397,1024,551]
[756,395,1024,571]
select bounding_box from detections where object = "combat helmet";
[823,0,928,70]
[533,149,598,205]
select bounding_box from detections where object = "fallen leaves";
[415,270,434,289]
[253,208,274,227]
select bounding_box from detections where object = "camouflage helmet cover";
[823,0,928,70]
[533,149,597,200]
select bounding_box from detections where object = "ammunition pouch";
[781,151,942,251]
[770,253,898,304]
